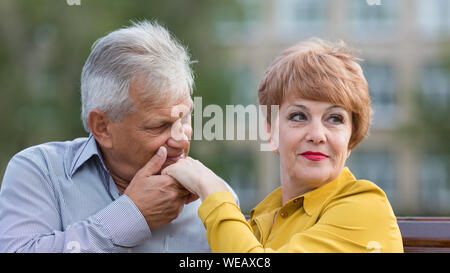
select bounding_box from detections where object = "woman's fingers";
[162,158,200,193]
[162,156,228,200]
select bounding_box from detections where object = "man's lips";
[300,151,329,161]
[154,152,185,175]
[166,153,184,162]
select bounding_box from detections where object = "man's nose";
[167,122,191,149]
[305,120,326,144]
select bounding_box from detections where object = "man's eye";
[147,123,170,131]
[328,114,344,124]
[181,112,192,123]
[289,112,307,122]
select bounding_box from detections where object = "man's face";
[106,78,193,182]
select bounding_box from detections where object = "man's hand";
[124,147,198,229]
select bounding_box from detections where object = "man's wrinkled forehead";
[153,97,194,117]
[138,95,193,123]
[129,75,192,111]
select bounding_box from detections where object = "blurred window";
[420,65,450,108]
[419,154,450,214]
[362,62,397,128]
[228,65,257,105]
[347,151,396,204]
[417,0,450,37]
[348,0,398,39]
[274,0,327,39]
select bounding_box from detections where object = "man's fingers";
[184,193,199,204]
[139,146,167,176]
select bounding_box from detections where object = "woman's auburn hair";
[258,38,372,150]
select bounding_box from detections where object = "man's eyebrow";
[143,117,169,126]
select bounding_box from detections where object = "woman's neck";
[281,175,316,205]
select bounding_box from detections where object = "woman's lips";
[300,151,329,161]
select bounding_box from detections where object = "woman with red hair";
[163,38,403,253]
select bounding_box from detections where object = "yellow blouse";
[198,167,403,253]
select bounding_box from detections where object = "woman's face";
[274,96,353,192]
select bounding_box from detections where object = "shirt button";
[293,198,299,203]
[280,211,288,218]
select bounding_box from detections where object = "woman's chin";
[294,165,331,184]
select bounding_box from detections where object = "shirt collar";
[70,134,108,177]
[250,187,283,219]
[250,167,356,218]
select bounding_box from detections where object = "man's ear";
[88,110,113,149]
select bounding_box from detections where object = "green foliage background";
[0,0,248,181]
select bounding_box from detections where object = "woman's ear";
[264,121,279,154]
[88,110,114,149]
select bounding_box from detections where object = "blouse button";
[293,198,299,203]
[280,211,288,218]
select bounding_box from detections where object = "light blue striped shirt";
[0,135,237,253]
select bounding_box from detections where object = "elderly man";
[0,20,237,252]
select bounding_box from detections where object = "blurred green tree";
[0,0,250,187]
[400,41,450,154]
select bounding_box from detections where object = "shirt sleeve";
[198,189,403,253]
[0,153,151,253]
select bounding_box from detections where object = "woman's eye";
[327,114,344,124]
[289,112,307,122]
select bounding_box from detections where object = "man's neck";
[97,144,132,196]
[108,171,130,195]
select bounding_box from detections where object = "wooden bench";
[397,217,450,253]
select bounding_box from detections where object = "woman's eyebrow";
[289,104,345,112]
[327,105,345,111]
[290,104,309,110]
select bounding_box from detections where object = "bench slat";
[397,217,450,252]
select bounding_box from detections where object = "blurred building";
[209,0,450,215]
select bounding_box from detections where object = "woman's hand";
[161,157,229,200]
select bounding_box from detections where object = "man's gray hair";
[80,20,194,132]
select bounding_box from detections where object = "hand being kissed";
[162,157,229,201]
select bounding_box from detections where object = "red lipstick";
[300,151,329,161]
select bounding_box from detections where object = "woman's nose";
[305,120,326,144]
